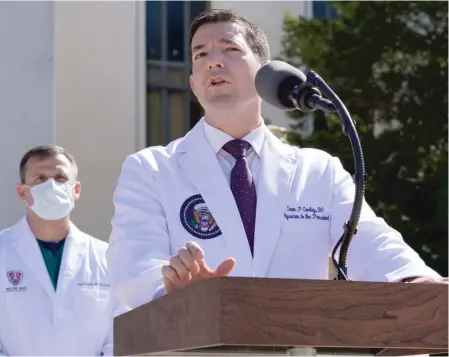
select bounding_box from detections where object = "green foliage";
[281,2,448,275]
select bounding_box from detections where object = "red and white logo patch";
[7,270,23,286]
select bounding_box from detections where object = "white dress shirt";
[202,120,266,186]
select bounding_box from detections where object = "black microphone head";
[255,60,307,111]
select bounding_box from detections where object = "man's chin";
[206,95,237,109]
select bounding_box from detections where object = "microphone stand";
[305,71,367,281]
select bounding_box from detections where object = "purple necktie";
[223,139,257,255]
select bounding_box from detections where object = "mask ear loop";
[21,184,33,208]
[65,182,77,202]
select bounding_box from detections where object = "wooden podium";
[113,277,448,356]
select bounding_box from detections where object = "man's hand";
[162,241,236,293]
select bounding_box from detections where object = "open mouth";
[209,78,229,87]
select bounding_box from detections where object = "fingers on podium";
[178,247,200,276]
[186,241,204,261]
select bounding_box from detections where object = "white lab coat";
[0,217,116,356]
[107,118,440,310]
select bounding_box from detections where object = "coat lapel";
[11,217,56,301]
[253,129,296,277]
[56,223,88,297]
[177,121,253,276]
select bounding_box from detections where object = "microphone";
[255,60,367,282]
[255,60,336,113]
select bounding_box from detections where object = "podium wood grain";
[114,277,448,356]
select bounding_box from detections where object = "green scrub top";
[37,239,66,290]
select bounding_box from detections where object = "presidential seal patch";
[179,195,221,239]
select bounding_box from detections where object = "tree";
[281,2,448,275]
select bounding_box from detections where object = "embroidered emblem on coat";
[7,270,23,286]
[179,195,221,239]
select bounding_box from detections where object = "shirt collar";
[202,119,266,157]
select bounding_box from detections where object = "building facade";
[0,1,334,240]
[145,0,338,147]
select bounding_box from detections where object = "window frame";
[145,1,208,145]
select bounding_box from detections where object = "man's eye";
[195,52,206,59]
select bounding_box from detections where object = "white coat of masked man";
[0,145,119,356]
[107,9,447,316]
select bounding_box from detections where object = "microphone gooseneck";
[255,61,367,281]
[306,71,366,281]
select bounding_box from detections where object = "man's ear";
[16,183,26,200]
[73,181,81,201]
[190,75,195,92]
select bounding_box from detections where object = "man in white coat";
[107,9,446,311]
[0,145,116,356]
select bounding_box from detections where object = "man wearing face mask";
[0,145,117,356]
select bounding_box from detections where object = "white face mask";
[25,179,75,220]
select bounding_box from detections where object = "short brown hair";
[19,145,78,183]
[189,9,270,63]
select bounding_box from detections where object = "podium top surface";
[114,277,448,356]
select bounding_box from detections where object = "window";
[190,94,203,129]
[312,1,337,20]
[169,91,187,140]
[146,91,163,146]
[147,65,163,85]
[146,1,162,60]
[190,1,208,24]
[167,68,186,87]
[146,0,208,146]
[167,1,185,62]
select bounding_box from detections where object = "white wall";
[0,1,55,229]
[211,1,312,129]
[54,0,146,241]
[0,1,146,241]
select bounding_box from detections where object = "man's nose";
[207,49,225,70]
[208,62,223,70]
